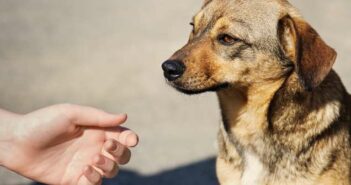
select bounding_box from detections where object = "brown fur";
[163,0,351,184]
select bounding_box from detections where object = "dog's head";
[162,0,336,94]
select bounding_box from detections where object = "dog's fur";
[163,0,351,184]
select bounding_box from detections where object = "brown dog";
[162,0,351,184]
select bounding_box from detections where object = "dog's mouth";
[170,82,230,95]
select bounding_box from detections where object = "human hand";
[0,104,138,185]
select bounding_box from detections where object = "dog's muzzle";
[162,60,185,81]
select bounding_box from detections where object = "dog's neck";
[216,70,346,159]
[216,79,284,149]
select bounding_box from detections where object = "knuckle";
[107,161,116,172]
[125,151,132,163]
[55,103,81,123]
[55,103,75,116]
[120,149,131,164]
[57,103,75,110]
[105,165,119,178]
[114,143,124,156]
[125,149,132,159]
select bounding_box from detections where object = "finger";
[77,166,102,185]
[61,104,128,127]
[93,154,119,178]
[104,139,132,165]
[105,127,139,147]
[118,147,131,165]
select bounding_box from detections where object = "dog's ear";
[202,0,213,7]
[278,15,337,91]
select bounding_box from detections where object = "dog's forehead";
[197,0,287,40]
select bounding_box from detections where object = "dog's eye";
[217,34,240,46]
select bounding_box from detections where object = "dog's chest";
[241,151,268,185]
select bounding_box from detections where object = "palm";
[48,129,107,184]
[13,121,107,184]
[1,104,137,185]
[6,105,134,185]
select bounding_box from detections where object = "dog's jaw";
[171,82,230,95]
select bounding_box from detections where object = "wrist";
[0,109,20,167]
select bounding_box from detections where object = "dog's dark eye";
[217,34,240,46]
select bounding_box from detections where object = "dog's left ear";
[278,15,337,91]
[202,0,213,7]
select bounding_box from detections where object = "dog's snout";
[162,60,185,81]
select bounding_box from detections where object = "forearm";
[0,109,19,166]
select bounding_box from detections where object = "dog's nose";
[162,60,185,81]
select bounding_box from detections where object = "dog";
[161,0,351,184]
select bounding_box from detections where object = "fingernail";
[117,113,127,117]
[121,114,128,119]
[115,114,128,124]
[127,133,139,147]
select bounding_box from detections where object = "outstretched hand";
[0,104,138,185]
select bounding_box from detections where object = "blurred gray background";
[0,0,350,185]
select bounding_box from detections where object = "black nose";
[162,60,185,81]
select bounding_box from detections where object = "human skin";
[0,104,138,185]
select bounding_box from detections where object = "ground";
[0,0,350,184]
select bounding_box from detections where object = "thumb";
[62,104,127,128]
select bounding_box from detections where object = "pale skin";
[0,104,139,185]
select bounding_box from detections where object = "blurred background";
[0,0,350,184]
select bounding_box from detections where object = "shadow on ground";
[33,157,218,185]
